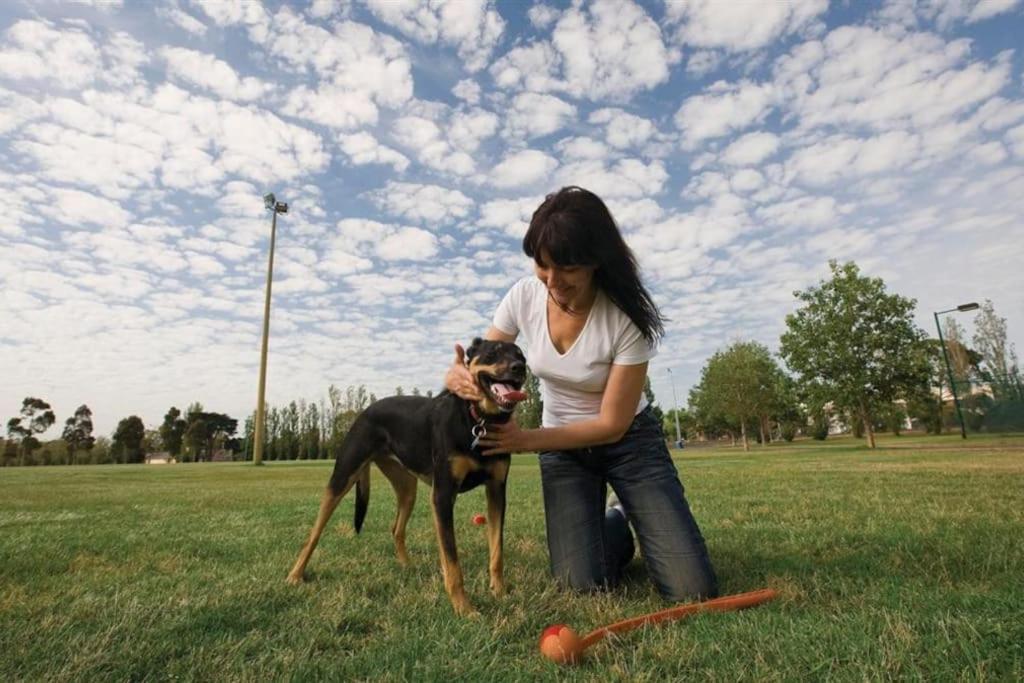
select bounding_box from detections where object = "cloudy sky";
[2,0,1022,439]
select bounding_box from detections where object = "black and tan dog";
[286,338,528,616]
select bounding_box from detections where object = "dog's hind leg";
[286,461,367,585]
[374,456,418,567]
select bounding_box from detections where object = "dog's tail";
[354,465,370,533]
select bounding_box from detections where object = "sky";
[1,0,1022,439]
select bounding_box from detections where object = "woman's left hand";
[478,418,531,456]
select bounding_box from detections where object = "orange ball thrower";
[539,588,778,665]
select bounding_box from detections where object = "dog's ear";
[465,337,483,362]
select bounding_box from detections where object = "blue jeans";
[539,407,718,602]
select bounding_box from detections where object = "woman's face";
[534,250,597,308]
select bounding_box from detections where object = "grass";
[2,433,1023,681]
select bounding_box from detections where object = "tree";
[690,341,780,451]
[7,397,56,465]
[517,368,543,429]
[183,410,238,461]
[159,407,187,460]
[112,416,147,464]
[643,376,664,425]
[780,261,930,448]
[61,404,96,465]
[973,299,1022,399]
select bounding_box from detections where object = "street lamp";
[253,193,288,466]
[933,302,979,440]
[667,368,683,448]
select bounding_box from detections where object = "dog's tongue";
[491,383,527,403]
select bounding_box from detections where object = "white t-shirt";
[492,277,656,427]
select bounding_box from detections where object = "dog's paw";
[490,582,507,598]
[285,572,304,585]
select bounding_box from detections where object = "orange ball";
[472,514,486,525]
[539,624,583,664]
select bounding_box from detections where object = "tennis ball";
[539,624,583,665]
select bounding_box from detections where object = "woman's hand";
[478,418,532,456]
[445,343,484,402]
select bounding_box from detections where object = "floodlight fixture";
[264,193,276,211]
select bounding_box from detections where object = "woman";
[446,186,717,602]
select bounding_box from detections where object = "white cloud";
[555,158,668,199]
[160,47,271,101]
[364,0,505,72]
[675,81,776,148]
[778,27,1013,135]
[260,12,414,110]
[491,0,676,100]
[555,136,611,161]
[41,188,133,229]
[721,131,781,165]
[452,78,481,105]
[368,181,474,224]
[0,87,46,135]
[588,108,656,150]
[392,114,476,176]
[0,20,101,89]
[876,0,1023,30]
[376,226,439,261]
[338,132,410,172]
[665,0,828,51]
[477,196,538,238]
[156,6,208,35]
[490,149,559,189]
[528,4,560,29]
[503,92,577,140]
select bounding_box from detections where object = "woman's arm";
[444,326,517,400]
[478,361,648,455]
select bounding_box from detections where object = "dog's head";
[465,337,528,415]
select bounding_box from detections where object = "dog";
[286,338,528,616]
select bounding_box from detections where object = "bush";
[811,412,829,440]
[781,423,798,442]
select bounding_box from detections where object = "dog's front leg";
[431,481,474,616]
[484,458,510,597]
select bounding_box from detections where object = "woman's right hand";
[445,343,484,401]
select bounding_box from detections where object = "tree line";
[1,372,546,467]
[4,260,1020,464]
[673,261,1023,450]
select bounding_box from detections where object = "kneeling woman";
[446,186,717,602]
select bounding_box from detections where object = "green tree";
[112,416,147,464]
[973,299,1022,399]
[643,376,664,425]
[517,368,543,429]
[690,342,779,451]
[780,260,930,448]
[61,404,96,465]
[183,410,239,461]
[7,397,56,465]
[159,407,187,460]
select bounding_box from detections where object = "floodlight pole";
[667,368,682,447]
[253,193,288,466]
[933,302,979,440]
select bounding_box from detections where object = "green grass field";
[3,434,1023,681]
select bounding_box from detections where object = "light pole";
[933,302,979,440]
[667,368,682,448]
[253,192,288,466]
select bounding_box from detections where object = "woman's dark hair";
[523,186,665,346]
